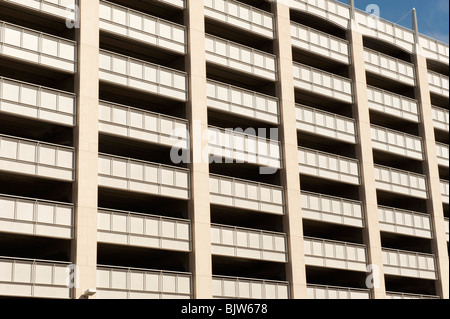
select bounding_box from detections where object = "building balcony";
[445,218,449,242]
[371,125,423,160]
[207,126,281,169]
[206,79,279,125]
[301,191,364,228]
[386,291,440,299]
[296,104,357,144]
[290,0,351,30]
[0,256,71,299]
[212,276,289,299]
[2,0,76,21]
[209,174,284,215]
[99,100,188,149]
[0,21,76,73]
[441,180,449,204]
[293,62,353,103]
[0,76,76,126]
[428,70,449,98]
[98,154,190,200]
[99,50,187,101]
[99,1,186,54]
[291,21,350,64]
[205,35,277,81]
[0,194,73,239]
[432,106,449,133]
[382,248,437,280]
[367,86,419,123]
[204,0,274,39]
[418,35,449,65]
[378,206,432,239]
[211,224,287,263]
[374,165,428,199]
[157,0,185,9]
[298,147,360,185]
[97,208,190,252]
[0,134,74,182]
[364,48,415,86]
[96,265,192,299]
[436,142,449,167]
[307,284,370,299]
[304,237,367,272]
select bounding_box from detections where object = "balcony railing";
[96,265,192,299]
[204,0,274,38]
[0,76,75,126]
[436,142,449,167]
[209,174,284,215]
[374,165,428,199]
[205,35,277,81]
[291,21,350,64]
[157,0,184,9]
[293,62,353,103]
[2,0,76,21]
[0,134,74,181]
[99,50,187,101]
[386,292,440,299]
[301,191,364,228]
[418,35,449,65]
[441,180,449,204]
[296,104,357,144]
[212,276,289,299]
[99,100,188,149]
[98,154,190,200]
[0,256,71,299]
[211,224,287,263]
[371,125,423,160]
[298,147,360,185]
[97,209,191,252]
[290,0,351,30]
[378,206,432,239]
[207,126,281,169]
[382,248,437,280]
[432,106,449,132]
[0,194,73,239]
[445,218,449,242]
[307,284,370,299]
[364,48,415,86]
[206,79,279,124]
[0,21,76,73]
[428,71,449,98]
[99,1,186,54]
[367,86,419,123]
[304,237,367,272]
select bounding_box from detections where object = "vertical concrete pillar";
[185,0,213,299]
[273,2,308,299]
[71,0,100,299]
[347,20,387,299]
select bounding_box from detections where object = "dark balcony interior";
[376,190,428,214]
[306,267,369,290]
[384,275,437,296]
[289,10,347,40]
[299,175,361,201]
[303,219,364,245]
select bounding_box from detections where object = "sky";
[336,0,450,43]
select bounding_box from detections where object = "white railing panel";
[99,1,186,54]
[445,218,449,242]
[3,0,76,20]
[290,0,351,30]
[293,62,353,103]
[382,248,437,280]
[419,35,449,65]
[428,71,449,98]
[98,154,190,200]
[206,79,279,124]
[213,276,289,299]
[99,101,188,149]
[378,206,432,239]
[99,50,187,101]
[204,0,274,38]
[205,35,277,81]
[0,21,76,73]
[0,77,75,126]
[209,174,284,215]
[298,147,360,185]
[374,165,428,199]
[386,292,440,299]
[0,135,74,181]
[301,191,364,228]
[371,125,423,160]
[307,284,370,299]
[157,0,184,9]
[441,180,449,204]
[436,143,449,167]
[432,106,449,132]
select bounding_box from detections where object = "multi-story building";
[0,0,448,299]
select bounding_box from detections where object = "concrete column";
[413,46,449,299]
[347,21,387,299]
[71,0,100,299]
[185,0,213,299]
[273,2,308,299]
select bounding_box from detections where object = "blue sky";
[336,0,449,43]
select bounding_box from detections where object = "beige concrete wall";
[273,2,308,299]
[71,0,100,299]
[185,0,213,299]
